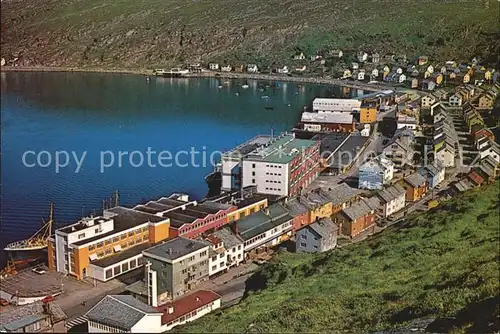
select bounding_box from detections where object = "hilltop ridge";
[1,0,498,70]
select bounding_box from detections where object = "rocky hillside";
[1,0,498,70]
[175,182,499,333]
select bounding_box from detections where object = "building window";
[130,259,137,268]
[252,164,256,168]
[211,256,217,261]
[138,257,144,265]
[219,253,224,258]
[200,251,207,257]
[142,227,148,232]
[112,236,120,243]
[300,242,307,247]
[105,248,112,255]
[105,269,113,279]
[189,256,195,262]
[128,232,134,237]
[95,228,99,234]
[121,234,127,240]
[182,268,188,274]
[122,262,129,272]
[96,242,104,248]
[97,251,104,258]
[301,234,306,239]
[252,179,255,183]
[105,239,112,245]
[114,266,121,276]
[212,265,217,271]
[78,233,85,240]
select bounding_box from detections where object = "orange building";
[359,101,378,124]
[49,206,170,281]
[333,198,377,238]
[401,172,428,201]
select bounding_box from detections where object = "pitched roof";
[0,302,66,332]
[284,198,309,215]
[340,199,374,221]
[211,227,244,249]
[377,184,406,204]
[236,203,293,240]
[305,218,338,239]
[467,171,484,185]
[86,295,161,330]
[323,183,361,206]
[156,290,221,325]
[404,172,427,188]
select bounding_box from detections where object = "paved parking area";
[0,265,88,300]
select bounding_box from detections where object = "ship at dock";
[1,204,54,273]
[153,68,190,78]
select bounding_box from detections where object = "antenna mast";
[114,190,119,207]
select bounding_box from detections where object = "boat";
[261,95,270,99]
[264,106,274,110]
[218,85,223,88]
[241,84,249,89]
[154,68,189,77]
[235,92,240,96]
[2,203,54,271]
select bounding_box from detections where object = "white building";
[156,290,221,331]
[205,236,227,277]
[236,204,294,253]
[312,98,362,113]
[241,134,320,197]
[209,63,219,70]
[358,155,395,190]
[397,115,417,131]
[221,65,232,72]
[86,295,164,333]
[212,227,245,268]
[421,95,437,108]
[479,139,500,163]
[376,184,406,218]
[448,94,463,107]
[50,206,169,282]
[246,64,258,73]
[277,66,289,74]
[357,71,365,81]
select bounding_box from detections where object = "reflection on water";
[0,71,363,253]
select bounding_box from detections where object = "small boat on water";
[218,85,223,88]
[241,84,249,89]
[261,95,270,99]
[265,106,274,110]
[235,92,240,96]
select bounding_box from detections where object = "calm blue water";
[0,71,362,251]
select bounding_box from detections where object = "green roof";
[236,204,293,240]
[245,134,318,164]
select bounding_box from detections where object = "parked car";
[32,267,46,275]
[0,298,9,306]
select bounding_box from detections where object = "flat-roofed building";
[141,238,210,302]
[300,111,355,133]
[312,98,361,112]
[132,194,235,238]
[221,135,274,192]
[242,133,320,197]
[49,207,170,281]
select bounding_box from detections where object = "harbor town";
[1,53,499,333]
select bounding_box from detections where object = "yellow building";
[360,107,377,124]
[227,196,268,222]
[49,206,170,281]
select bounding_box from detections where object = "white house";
[358,155,395,190]
[397,114,417,131]
[246,64,258,73]
[421,95,437,108]
[427,65,434,74]
[294,52,306,60]
[221,65,232,72]
[357,71,365,81]
[479,140,500,163]
[371,68,379,78]
[398,73,407,83]
[212,227,245,268]
[376,184,406,218]
[86,295,164,333]
[205,236,227,277]
[295,65,307,73]
[449,94,463,107]
[277,65,289,74]
[357,51,368,63]
[352,62,359,70]
[396,67,403,74]
[209,63,219,70]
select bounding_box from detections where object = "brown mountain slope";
[1,0,499,70]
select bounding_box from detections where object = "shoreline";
[0,66,395,92]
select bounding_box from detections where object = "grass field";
[1,0,498,70]
[174,181,500,333]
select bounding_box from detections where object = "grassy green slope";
[176,182,500,333]
[1,0,499,69]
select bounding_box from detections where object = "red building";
[133,195,236,238]
[332,198,377,238]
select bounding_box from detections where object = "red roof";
[204,235,222,247]
[156,290,221,325]
[467,171,484,185]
